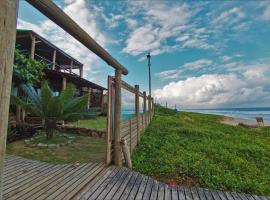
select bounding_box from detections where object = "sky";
[17,0,270,109]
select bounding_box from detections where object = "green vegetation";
[11,81,92,139]
[132,106,270,196]
[13,48,46,85]
[7,134,105,164]
[67,117,107,130]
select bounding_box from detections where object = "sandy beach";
[220,116,270,126]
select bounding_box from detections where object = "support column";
[30,34,36,60]
[62,76,67,90]
[87,88,91,110]
[0,1,19,199]
[114,69,122,166]
[52,49,56,70]
[69,60,73,74]
[135,85,140,143]
[79,66,83,78]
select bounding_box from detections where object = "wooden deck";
[3,155,269,200]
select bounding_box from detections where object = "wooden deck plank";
[217,191,229,200]
[16,164,86,200]
[4,161,49,182]
[74,167,118,200]
[100,168,130,200]
[164,182,171,200]
[3,156,270,200]
[62,163,106,200]
[109,169,135,200]
[124,173,143,200]
[3,163,61,191]
[190,187,200,200]
[3,164,63,199]
[171,186,178,200]
[149,180,159,200]
[39,164,97,199]
[196,187,207,200]
[142,177,154,199]
[178,186,186,200]
[119,171,139,199]
[134,176,149,200]
[87,168,123,200]
[184,186,193,200]
[157,183,165,200]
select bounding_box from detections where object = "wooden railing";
[106,76,154,166]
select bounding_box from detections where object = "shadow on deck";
[3,155,269,200]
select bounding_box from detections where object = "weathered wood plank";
[87,168,124,200]
[75,167,118,200]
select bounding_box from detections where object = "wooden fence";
[106,76,154,166]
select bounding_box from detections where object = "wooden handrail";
[26,0,128,75]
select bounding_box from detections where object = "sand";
[220,116,270,126]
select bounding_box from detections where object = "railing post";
[105,77,111,164]
[135,85,140,144]
[0,1,19,199]
[152,97,154,118]
[148,95,151,123]
[114,69,122,166]
[143,91,147,127]
[129,119,132,154]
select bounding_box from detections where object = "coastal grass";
[132,106,270,196]
[7,134,105,164]
[67,116,106,130]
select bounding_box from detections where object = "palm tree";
[12,81,92,140]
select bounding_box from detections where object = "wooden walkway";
[3,155,269,200]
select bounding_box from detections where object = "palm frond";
[20,83,42,111]
[59,83,75,104]
[40,81,53,114]
[63,94,88,115]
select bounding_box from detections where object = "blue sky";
[18,0,270,108]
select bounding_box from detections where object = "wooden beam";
[52,49,56,70]
[0,1,19,199]
[26,0,128,75]
[114,69,122,166]
[30,34,36,59]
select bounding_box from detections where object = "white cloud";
[220,55,231,62]
[260,2,270,21]
[122,2,207,56]
[155,69,183,81]
[212,7,245,27]
[154,72,270,108]
[183,59,213,70]
[17,0,107,81]
[125,18,138,29]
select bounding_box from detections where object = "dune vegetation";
[132,106,270,196]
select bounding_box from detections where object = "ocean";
[183,107,270,120]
